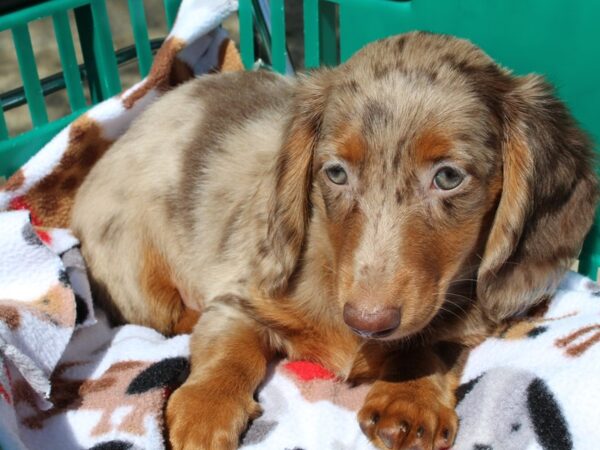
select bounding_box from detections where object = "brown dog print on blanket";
[15,361,152,434]
[0,283,75,329]
[10,117,115,228]
[122,37,191,110]
[555,324,600,357]
[71,32,598,450]
[13,357,187,436]
[122,35,242,109]
[495,305,600,357]
[497,309,578,341]
[1,169,25,192]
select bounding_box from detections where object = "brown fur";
[414,130,452,165]
[173,307,201,335]
[166,303,270,449]
[71,32,598,450]
[139,239,187,335]
[337,130,367,165]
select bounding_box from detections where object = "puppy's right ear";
[476,75,598,321]
[259,70,334,296]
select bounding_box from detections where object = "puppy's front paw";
[358,381,457,450]
[166,382,262,450]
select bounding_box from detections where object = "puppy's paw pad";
[358,387,457,450]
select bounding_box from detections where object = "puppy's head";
[266,32,598,340]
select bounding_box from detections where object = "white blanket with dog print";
[0,0,599,448]
[0,209,599,450]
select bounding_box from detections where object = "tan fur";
[71,32,598,450]
[167,302,269,449]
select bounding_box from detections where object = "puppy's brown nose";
[343,303,400,338]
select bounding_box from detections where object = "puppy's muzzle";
[343,303,401,338]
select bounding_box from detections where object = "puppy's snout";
[343,303,400,338]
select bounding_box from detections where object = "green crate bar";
[0,0,181,177]
[52,9,86,112]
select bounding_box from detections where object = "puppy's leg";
[167,296,272,450]
[357,345,465,450]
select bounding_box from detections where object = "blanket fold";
[0,210,79,400]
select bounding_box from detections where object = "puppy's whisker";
[433,290,473,303]
[445,296,485,315]
[437,300,469,317]
[443,292,474,302]
[447,276,478,284]
[501,261,524,267]
[435,292,485,316]
[436,306,465,321]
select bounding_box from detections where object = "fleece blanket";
[0,0,599,448]
[1,217,599,450]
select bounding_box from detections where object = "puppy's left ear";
[477,75,598,321]
[259,70,334,296]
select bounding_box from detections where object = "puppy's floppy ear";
[477,75,598,321]
[259,70,334,296]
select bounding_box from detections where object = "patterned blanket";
[1,1,599,448]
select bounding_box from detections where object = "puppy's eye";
[433,166,463,190]
[325,165,348,185]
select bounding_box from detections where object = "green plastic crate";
[2,0,599,279]
[0,0,182,177]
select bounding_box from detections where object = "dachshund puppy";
[71,32,598,450]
